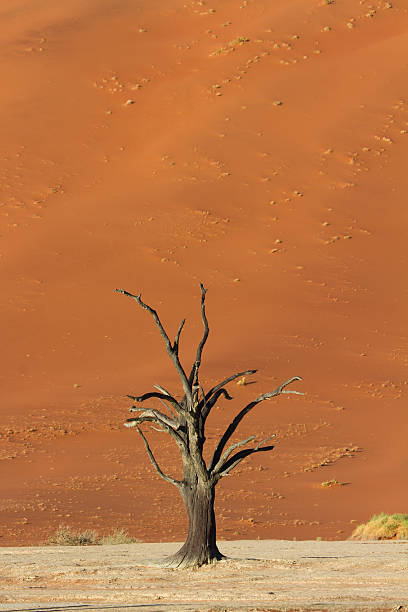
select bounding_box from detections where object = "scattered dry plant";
[46,525,139,546]
[100,528,140,545]
[321,478,343,488]
[211,36,250,56]
[350,513,408,540]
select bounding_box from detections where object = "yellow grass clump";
[350,513,408,540]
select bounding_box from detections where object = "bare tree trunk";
[162,479,225,568]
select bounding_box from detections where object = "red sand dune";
[1,0,407,546]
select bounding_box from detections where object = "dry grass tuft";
[321,478,343,488]
[99,528,140,545]
[46,524,139,546]
[350,513,408,540]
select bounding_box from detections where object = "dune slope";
[1,0,407,545]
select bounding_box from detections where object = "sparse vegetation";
[211,36,249,56]
[100,528,140,545]
[321,478,343,487]
[230,36,250,45]
[350,513,408,540]
[46,524,139,546]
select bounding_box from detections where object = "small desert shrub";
[47,525,100,546]
[230,36,250,45]
[99,528,139,545]
[350,513,408,540]
[321,478,343,488]
[47,525,139,546]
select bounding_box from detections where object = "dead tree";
[115,284,302,568]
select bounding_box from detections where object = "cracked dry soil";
[0,540,407,611]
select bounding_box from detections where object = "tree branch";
[126,409,181,438]
[152,384,179,418]
[125,413,191,464]
[126,391,184,412]
[214,435,276,480]
[115,289,192,402]
[155,396,177,420]
[174,319,186,354]
[205,369,257,403]
[211,435,256,475]
[189,283,209,386]
[253,376,304,402]
[216,445,275,480]
[198,370,257,435]
[200,387,233,421]
[153,383,172,396]
[209,376,302,472]
[127,391,179,405]
[128,407,177,430]
[135,426,182,488]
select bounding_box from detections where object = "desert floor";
[1,540,408,611]
[1,0,408,546]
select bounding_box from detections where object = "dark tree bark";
[115,285,302,568]
[170,479,223,568]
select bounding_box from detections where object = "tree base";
[157,546,226,569]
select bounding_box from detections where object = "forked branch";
[214,434,276,480]
[209,376,302,472]
[115,289,192,402]
[211,435,256,475]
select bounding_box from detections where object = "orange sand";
[1,0,407,546]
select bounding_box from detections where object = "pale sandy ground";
[0,540,407,611]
